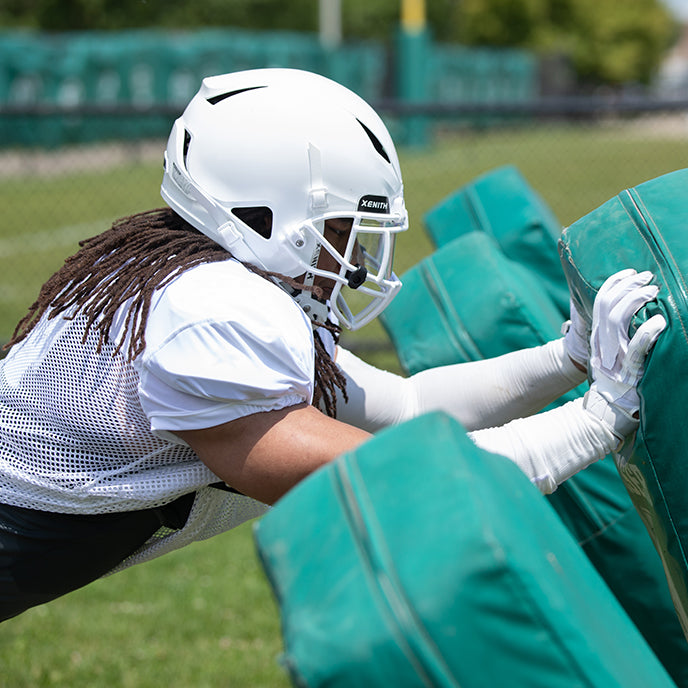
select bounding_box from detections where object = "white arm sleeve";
[334,338,586,432]
[334,342,606,494]
[468,398,619,494]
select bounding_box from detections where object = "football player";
[0,68,664,620]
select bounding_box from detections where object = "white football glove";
[583,269,666,441]
[562,297,589,370]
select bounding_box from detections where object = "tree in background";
[451,0,677,87]
[0,0,679,88]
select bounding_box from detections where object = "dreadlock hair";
[7,207,348,417]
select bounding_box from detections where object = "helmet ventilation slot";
[206,85,267,105]
[182,129,191,168]
[356,119,391,164]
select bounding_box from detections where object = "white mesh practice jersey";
[0,259,316,570]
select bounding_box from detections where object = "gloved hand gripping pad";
[558,167,688,636]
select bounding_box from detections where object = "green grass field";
[1,120,687,686]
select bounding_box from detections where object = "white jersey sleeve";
[129,260,315,439]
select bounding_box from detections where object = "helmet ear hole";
[232,206,273,239]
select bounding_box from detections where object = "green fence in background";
[0,28,537,148]
[0,28,386,146]
[431,43,536,104]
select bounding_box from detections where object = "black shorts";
[0,493,195,622]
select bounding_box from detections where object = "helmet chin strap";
[290,240,331,326]
[293,287,330,326]
[291,259,367,328]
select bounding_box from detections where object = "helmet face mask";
[293,204,408,329]
[160,68,408,330]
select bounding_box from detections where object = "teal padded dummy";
[380,230,571,379]
[254,413,676,688]
[379,230,688,685]
[423,164,569,316]
[558,167,688,641]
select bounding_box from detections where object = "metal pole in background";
[397,0,430,147]
[319,0,342,48]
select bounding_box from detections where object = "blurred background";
[2,1,688,686]
[3,0,688,361]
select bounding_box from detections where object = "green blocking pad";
[254,413,676,688]
[380,230,571,379]
[423,164,569,316]
[379,230,688,685]
[558,167,688,639]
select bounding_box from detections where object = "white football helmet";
[160,68,408,329]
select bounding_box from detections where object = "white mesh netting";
[0,312,268,570]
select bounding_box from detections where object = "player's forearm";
[468,397,617,494]
[333,339,586,433]
[407,338,586,431]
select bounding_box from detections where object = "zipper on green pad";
[332,458,462,688]
[619,187,688,316]
[420,258,483,362]
[465,186,494,237]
